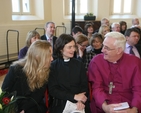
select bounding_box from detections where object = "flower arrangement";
[0,88,18,113]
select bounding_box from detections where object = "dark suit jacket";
[41,35,57,60]
[135,44,141,58]
[41,35,57,47]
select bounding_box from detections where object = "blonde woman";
[2,40,53,113]
[98,24,110,38]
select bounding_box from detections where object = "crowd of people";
[2,18,141,113]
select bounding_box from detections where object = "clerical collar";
[112,61,117,64]
[64,59,70,62]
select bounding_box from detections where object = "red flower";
[2,97,10,105]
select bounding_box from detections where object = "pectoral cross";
[108,82,115,94]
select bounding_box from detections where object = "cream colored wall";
[0,0,141,60]
[0,0,52,58]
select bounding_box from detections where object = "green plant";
[84,13,94,17]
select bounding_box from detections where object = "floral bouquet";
[0,88,21,113]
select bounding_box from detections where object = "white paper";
[114,102,129,111]
[63,100,85,113]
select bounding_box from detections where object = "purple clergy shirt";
[88,53,141,113]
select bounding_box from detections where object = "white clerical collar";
[112,61,117,64]
[64,59,70,62]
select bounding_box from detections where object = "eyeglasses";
[102,45,116,51]
[79,43,88,48]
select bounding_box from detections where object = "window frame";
[12,0,32,15]
[64,0,89,16]
[111,0,134,15]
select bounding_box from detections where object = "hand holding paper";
[63,100,85,113]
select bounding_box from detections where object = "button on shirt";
[124,43,140,58]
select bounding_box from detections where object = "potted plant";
[84,13,96,21]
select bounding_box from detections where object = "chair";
[45,89,49,113]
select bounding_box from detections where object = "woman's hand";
[76,101,85,111]
[74,92,87,103]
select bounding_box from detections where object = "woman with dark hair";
[119,21,127,35]
[48,34,91,113]
[84,22,94,45]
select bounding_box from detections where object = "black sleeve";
[2,65,17,92]
[20,85,47,112]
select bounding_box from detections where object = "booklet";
[63,100,85,113]
[114,102,129,111]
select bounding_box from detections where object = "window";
[112,0,133,14]
[12,0,30,14]
[64,0,88,15]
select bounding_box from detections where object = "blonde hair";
[98,24,110,37]
[13,40,52,91]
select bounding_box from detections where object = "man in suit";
[124,27,141,58]
[41,21,57,59]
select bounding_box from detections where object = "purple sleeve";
[130,60,141,112]
[18,47,28,59]
[88,57,109,110]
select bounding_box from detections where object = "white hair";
[105,32,126,51]
[111,22,120,28]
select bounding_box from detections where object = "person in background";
[132,18,140,27]
[111,22,120,32]
[98,24,110,39]
[101,17,110,26]
[18,30,40,59]
[88,32,141,113]
[119,21,127,35]
[84,22,94,45]
[48,34,91,113]
[41,21,57,58]
[75,34,89,63]
[95,17,111,33]
[2,40,53,113]
[124,27,141,58]
[72,26,83,39]
[85,33,103,70]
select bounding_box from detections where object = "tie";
[48,38,53,46]
[129,46,135,55]
[48,38,52,42]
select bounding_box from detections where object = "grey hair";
[44,21,55,28]
[105,32,126,51]
[111,22,120,28]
